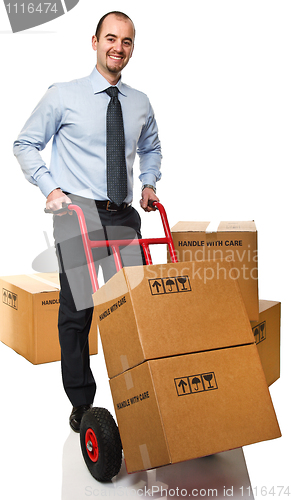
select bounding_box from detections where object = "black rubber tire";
[80,407,122,482]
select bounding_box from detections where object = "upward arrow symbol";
[152,280,162,293]
[178,379,188,393]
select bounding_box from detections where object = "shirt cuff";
[37,171,60,198]
[139,172,159,189]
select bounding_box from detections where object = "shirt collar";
[89,67,127,97]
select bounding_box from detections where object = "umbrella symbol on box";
[3,0,79,33]
[165,279,175,292]
[191,377,202,391]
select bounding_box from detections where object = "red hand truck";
[46,201,178,481]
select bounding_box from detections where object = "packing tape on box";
[124,371,134,390]
[28,274,60,290]
[139,444,152,470]
[120,355,130,372]
[205,220,221,233]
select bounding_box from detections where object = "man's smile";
[108,54,123,60]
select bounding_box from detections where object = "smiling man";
[93,13,135,84]
[13,11,162,432]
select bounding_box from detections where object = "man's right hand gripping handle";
[45,188,72,216]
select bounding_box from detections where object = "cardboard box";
[94,261,254,379]
[252,300,281,387]
[93,261,280,473]
[170,221,259,321]
[0,273,98,364]
[110,344,281,473]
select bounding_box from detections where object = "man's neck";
[95,64,121,86]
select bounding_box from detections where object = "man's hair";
[95,11,135,41]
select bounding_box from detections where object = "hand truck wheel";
[80,407,122,482]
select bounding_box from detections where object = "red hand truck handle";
[45,201,178,293]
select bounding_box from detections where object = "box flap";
[217,221,257,232]
[258,300,280,314]
[171,221,210,232]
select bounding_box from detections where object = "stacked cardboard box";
[170,221,281,387]
[170,221,259,321]
[93,260,281,474]
[251,300,281,386]
[0,273,98,364]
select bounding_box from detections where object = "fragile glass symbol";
[253,322,266,345]
[177,277,187,289]
[203,373,214,389]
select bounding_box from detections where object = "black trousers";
[53,194,144,407]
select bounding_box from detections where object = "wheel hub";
[85,428,99,462]
[86,440,93,452]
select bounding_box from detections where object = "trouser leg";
[58,270,96,406]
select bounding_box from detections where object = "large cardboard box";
[170,221,259,321]
[93,261,280,474]
[0,273,98,364]
[94,261,254,379]
[110,345,281,473]
[252,300,281,387]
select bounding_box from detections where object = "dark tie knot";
[105,86,119,99]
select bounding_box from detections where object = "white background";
[0,1,291,498]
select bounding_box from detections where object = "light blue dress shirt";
[13,67,162,203]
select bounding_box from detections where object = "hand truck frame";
[46,201,178,481]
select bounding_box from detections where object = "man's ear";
[130,42,134,59]
[92,35,97,51]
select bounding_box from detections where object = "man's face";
[92,14,135,83]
